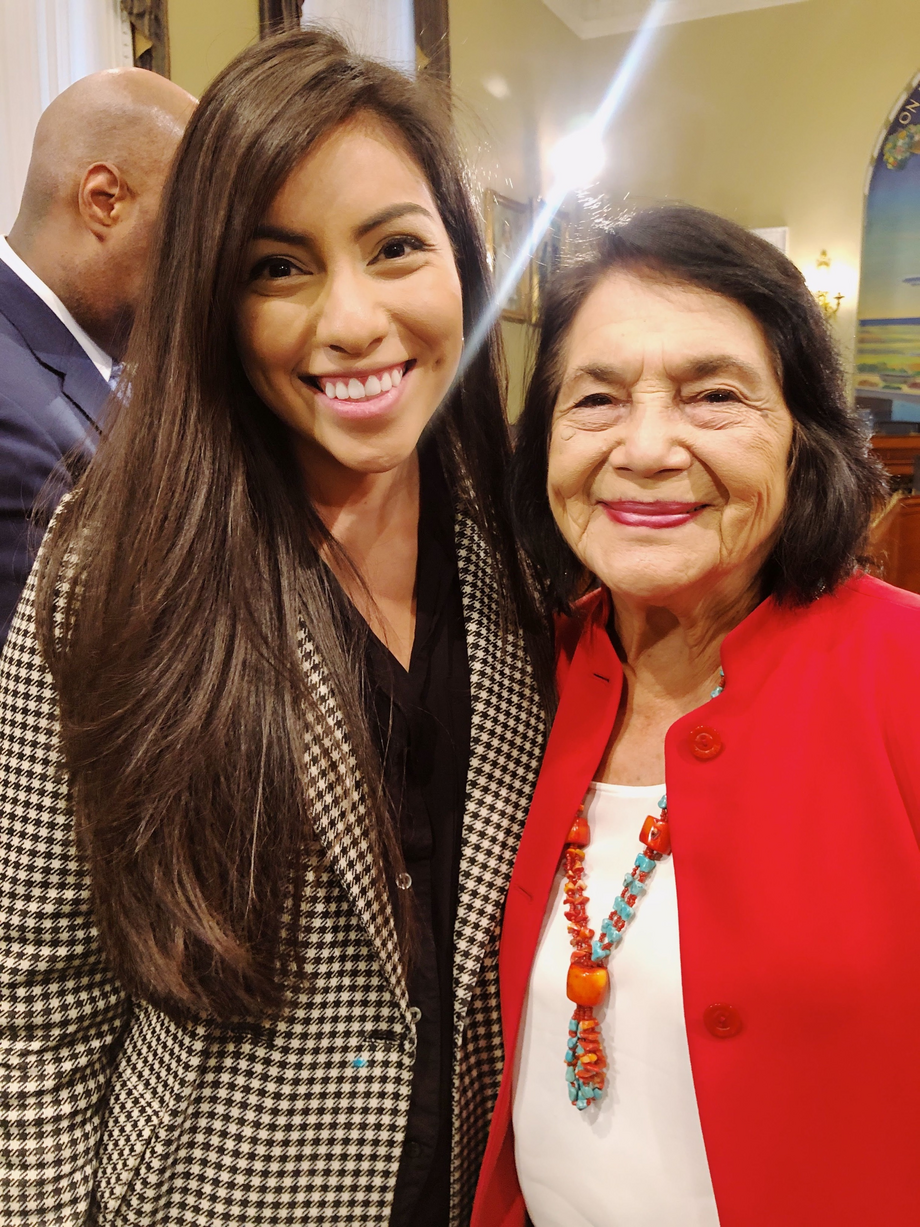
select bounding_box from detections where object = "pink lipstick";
[601,500,707,529]
[300,360,413,421]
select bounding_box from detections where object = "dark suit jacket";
[0,258,110,647]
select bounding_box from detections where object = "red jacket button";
[689,725,723,760]
[704,1003,742,1038]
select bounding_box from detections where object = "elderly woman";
[472,206,920,1227]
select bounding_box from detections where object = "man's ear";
[78,162,131,238]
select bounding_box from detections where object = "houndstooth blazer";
[0,509,545,1226]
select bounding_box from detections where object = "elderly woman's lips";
[602,500,707,528]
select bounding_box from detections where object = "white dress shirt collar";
[0,235,113,384]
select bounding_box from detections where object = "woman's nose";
[615,399,690,474]
[312,268,389,357]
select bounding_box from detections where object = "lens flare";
[456,0,673,385]
[549,127,608,192]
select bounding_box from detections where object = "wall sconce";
[810,250,845,319]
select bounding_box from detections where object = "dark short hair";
[511,204,888,610]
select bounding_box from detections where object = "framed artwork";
[531,208,572,323]
[415,0,450,81]
[259,0,302,37]
[485,191,533,323]
[121,0,169,76]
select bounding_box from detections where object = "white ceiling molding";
[540,0,807,40]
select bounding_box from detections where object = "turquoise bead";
[614,896,634,921]
[568,1083,578,1102]
[567,1036,577,1050]
[658,794,667,810]
[352,1057,367,1068]
[710,685,723,698]
[636,854,656,874]
[624,873,647,895]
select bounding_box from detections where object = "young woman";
[0,30,548,1227]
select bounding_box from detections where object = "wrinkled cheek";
[548,486,593,560]
[720,482,787,566]
[752,474,789,544]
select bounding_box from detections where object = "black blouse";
[363,448,471,1226]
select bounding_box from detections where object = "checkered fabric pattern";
[0,511,545,1226]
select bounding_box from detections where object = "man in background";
[0,67,195,646]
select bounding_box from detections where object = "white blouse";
[512,782,721,1227]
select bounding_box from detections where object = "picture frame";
[531,207,572,323]
[484,191,533,323]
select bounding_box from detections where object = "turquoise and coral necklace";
[562,668,724,1111]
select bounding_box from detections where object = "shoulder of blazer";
[0,262,109,436]
[715,572,920,699]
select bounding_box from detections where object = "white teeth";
[319,365,407,400]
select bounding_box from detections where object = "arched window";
[855,72,920,433]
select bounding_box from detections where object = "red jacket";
[472,574,920,1227]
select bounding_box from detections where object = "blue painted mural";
[856,73,920,426]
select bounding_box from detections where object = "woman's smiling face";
[234,114,464,483]
[547,270,795,610]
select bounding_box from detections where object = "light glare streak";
[457,0,672,384]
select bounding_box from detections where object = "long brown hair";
[36,28,546,1022]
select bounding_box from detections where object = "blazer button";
[704,1003,742,1038]
[689,725,722,760]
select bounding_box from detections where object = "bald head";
[7,68,195,358]
[18,68,194,228]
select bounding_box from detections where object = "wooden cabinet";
[872,495,920,594]
[869,436,920,594]
[870,435,920,480]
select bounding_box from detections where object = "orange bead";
[566,963,609,1006]
[639,813,671,856]
[566,807,590,848]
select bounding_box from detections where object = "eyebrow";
[353,202,435,239]
[251,203,435,248]
[557,363,629,399]
[252,223,310,245]
[566,363,627,387]
[678,356,766,385]
[561,355,767,394]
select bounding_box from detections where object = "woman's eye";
[375,235,427,262]
[573,393,616,409]
[698,388,740,403]
[253,256,301,281]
